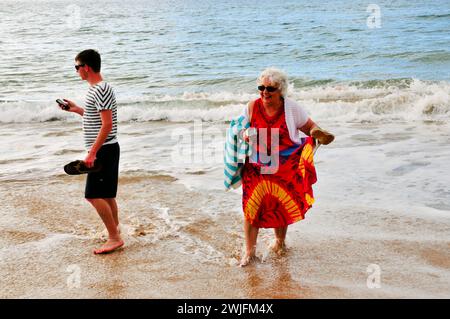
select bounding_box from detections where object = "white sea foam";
[0,79,448,124]
[0,233,76,259]
[290,79,450,122]
[118,104,244,122]
[155,91,255,103]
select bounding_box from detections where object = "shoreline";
[1,175,448,298]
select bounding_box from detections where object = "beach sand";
[1,171,449,298]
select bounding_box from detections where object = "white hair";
[257,67,289,97]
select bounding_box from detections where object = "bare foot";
[98,225,121,241]
[239,254,259,267]
[93,238,124,254]
[270,240,287,255]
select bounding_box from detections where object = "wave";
[411,52,450,63]
[416,13,450,19]
[0,78,448,124]
[290,78,450,122]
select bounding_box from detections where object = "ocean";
[0,0,449,298]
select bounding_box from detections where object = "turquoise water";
[0,0,449,106]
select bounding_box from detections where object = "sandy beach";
[1,121,449,298]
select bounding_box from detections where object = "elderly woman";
[239,67,334,266]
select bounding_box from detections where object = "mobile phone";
[56,99,70,110]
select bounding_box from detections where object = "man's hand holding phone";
[56,99,70,111]
[57,98,79,112]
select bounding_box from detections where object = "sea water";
[0,0,449,298]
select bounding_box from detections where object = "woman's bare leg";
[272,226,288,254]
[240,219,259,267]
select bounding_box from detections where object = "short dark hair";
[75,49,101,73]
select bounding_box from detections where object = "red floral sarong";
[242,98,317,228]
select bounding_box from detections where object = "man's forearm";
[89,124,112,155]
[73,105,84,116]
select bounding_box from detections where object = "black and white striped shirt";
[83,82,118,149]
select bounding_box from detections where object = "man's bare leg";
[240,219,259,267]
[87,198,124,254]
[104,198,120,231]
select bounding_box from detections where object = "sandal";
[310,127,335,145]
[64,160,102,175]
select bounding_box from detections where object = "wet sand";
[0,174,449,298]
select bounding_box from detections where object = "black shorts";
[85,143,120,199]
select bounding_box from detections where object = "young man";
[61,49,123,254]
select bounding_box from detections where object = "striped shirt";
[83,82,118,149]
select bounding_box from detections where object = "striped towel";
[224,115,250,190]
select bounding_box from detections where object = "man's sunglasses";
[258,85,278,92]
[75,64,85,71]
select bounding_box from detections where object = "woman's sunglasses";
[258,85,278,92]
[75,64,85,71]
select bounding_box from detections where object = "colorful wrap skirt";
[242,99,317,228]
